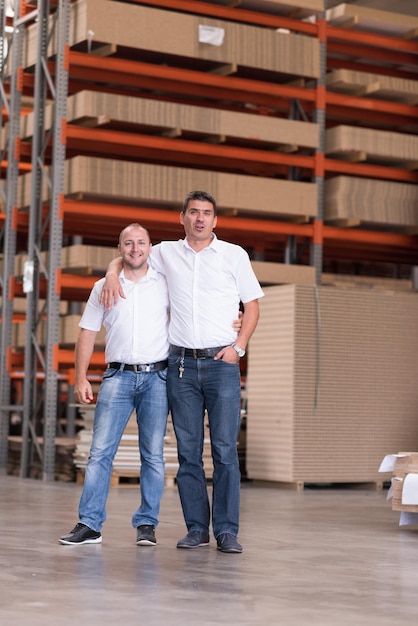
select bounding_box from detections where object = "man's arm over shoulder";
[100,257,124,309]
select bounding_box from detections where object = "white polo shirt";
[79,266,170,364]
[150,235,264,349]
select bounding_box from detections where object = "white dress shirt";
[150,235,264,348]
[79,266,170,364]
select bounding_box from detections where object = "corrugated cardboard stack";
[326,126,418,167]
[324,125,418,231]
[326,68,418,105]
[21,91,320,152]
[325,2,418,37]
[74,410,213,487]
[17,157,318,221]
[389,453,418,514]
[324,176,418,231]
[246,285,418,487]
[21,0,321,79]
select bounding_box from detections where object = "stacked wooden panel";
[326,69,418,105]
[326,125,418,167]
[325,3,418,37]
[21,0,320,78]
[390,453,418,514]
[251,261,316,286]
[21,91,319,151]
[201,0,324,18]
[17,157,317,221]
[74,410,213,487]
[246,285,418,486]
[324,176,418,231]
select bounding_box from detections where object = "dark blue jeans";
[167,352,241,538]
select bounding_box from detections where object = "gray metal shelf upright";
[311,7,326,286]
[0,0,70,480]
[0,0,27,475]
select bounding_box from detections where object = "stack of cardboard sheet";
[62,244,117,275]
[246,285,418,487]
[199,0,324,19]
[73,410,213,487]
[326,125,418,167]
[378,453,418,520]
[390,454,418,514]
[21,0,320,79]
[17,157,318,221]
[324,176,418,231]
[324,3,418,38]
[13,246,117,277]
[326,69,418,105]
[11,315,106,348]
[251,260,316,286]
[21,91,319,152]
[8,436,77,481]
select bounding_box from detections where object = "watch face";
[234,345,245,357]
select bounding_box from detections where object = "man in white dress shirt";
[102,191,264,553]
[59,223,170,546]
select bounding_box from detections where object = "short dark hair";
[182,190,217,216]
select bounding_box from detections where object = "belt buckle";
[134,364,151,372]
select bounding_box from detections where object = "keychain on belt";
[178,356,185,378]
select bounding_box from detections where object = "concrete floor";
[1,475,418,626]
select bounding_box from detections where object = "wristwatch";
[232,343,246,358]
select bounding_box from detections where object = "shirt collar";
[182,232,219,253]
[119,264,157,284]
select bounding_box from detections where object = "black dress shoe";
[176,530,210,548]
[216,533,242,553]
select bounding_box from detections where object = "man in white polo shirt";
[59,223,170,547]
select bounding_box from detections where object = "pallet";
[76,469,177,489]
[250,480,387,492]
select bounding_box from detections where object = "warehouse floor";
[1,475,418,626]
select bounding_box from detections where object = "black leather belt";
[108,360,168,373]
[170,345,226,359]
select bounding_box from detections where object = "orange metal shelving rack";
[1,0,418,479]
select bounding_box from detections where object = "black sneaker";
[176,530,210,549]
[136,524,156,546]
[59,522,102,545]
[216,533,242,553]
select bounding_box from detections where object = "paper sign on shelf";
[198,25,225,46]
[23,260,34,294]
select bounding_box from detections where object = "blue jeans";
[167,352,241,538]
[79,366,168,532]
